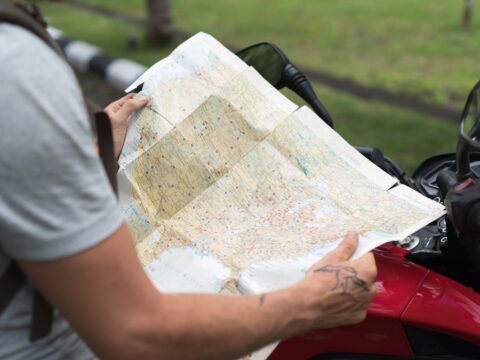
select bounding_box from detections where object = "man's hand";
[105,93,149,158]
[293,232,377,331]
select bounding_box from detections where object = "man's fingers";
[116,97,149,120]
[107,93,135,111]
[322,232,358,263]
[350,252,377,280]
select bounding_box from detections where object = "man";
[0,9,377,360]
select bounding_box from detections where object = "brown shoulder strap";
[0,262,53,342]
[95,111,119,194]
[85,99,119,193]
[0,262,25,313]
[30,291,53,341]
[0,0,64,57]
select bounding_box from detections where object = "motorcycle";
[235,43,480,360]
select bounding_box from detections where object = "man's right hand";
[293,232,377,331]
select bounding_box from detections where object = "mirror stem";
[456,137,472,180]
[283,64,334,128]
[311,98,334,128]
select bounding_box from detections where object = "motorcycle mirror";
[456,80,480,178]
[236,43,289,89]
[460,81,480,146]
[236,43,334,128]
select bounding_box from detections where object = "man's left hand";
[105,94,149,158]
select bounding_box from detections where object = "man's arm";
[18,228,376,360]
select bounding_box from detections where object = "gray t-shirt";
[0,24,124,359]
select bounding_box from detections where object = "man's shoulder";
[0,22,87,134]
[0,22,55,55]
[0,22,122,262]
[0,23,76,89]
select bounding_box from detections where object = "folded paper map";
[119,32,444,301]
[118,33,445,359]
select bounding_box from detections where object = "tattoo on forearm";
[313,265,369,294]
[259,293,266,306]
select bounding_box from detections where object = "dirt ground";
[77,72,125,107]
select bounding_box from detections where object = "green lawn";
[34,0,462,173]
[37,0,480,109]
[301,84,458,172]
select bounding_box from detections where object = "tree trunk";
[146,0,175,45]
[463,0,474,29]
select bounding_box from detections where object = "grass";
[172,0,480,109]
[295,84,458,173]
[34,0,461,173]
[36,2,179,64]
[37,0,480,109]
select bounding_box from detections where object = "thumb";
[116,96,149,120]
[323,232,358,262]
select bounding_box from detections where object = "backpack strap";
[0,262,54,342]
[0,262,25,314]
[0,0,118,342]
[30,290,54,341]
[86,99,119,194]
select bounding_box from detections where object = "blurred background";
[34,0,480,174]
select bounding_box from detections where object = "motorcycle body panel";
[268,243,480,359]
[401,270,480,347]
[269,316,412,359]
[269,244,422,359]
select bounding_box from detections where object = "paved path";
[77,72,124,107]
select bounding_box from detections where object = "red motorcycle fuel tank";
[266,243,480,359]
[402,269,480,347]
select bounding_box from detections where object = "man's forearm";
[131,287,307,360]
[19,225,375,360]
[19,225,310,360]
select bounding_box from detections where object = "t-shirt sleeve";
[0,24,124,261]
